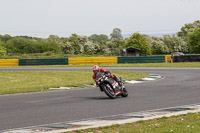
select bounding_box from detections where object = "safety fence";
[68,57,117,65]
[118,56,165,64]
[174,55,200,62]
[0,59,19,66]
[19,58,68,66]
[2,55,199,66]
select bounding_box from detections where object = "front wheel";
[121,87,128,97]
[103,84,116,99]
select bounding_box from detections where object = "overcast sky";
[0,0,200,38]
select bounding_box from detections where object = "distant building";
[122,47,141,56]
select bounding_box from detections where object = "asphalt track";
[0,67,200,131]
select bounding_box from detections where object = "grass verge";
[0,71,149,95]
[68,112,200,133]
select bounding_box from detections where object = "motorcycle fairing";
[106,78,121,95]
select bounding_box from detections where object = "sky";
[0,0,200,38]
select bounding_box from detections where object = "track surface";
[0,67,200,131]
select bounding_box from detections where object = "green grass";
[68,112,200,133]
[1,62,200,68]
[0,71,149,95]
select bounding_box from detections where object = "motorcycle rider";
[92,65,122,88]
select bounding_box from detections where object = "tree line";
[0,20,200,57]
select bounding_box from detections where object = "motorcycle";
[95,72,128,99]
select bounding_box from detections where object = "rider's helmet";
[100,67,106,72]
[93,65,99,74]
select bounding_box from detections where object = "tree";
[0,35,2,41]
[146,36,169,54]
[172,36,189,53]
[188,29,200,53]
[0,40,6,56]
[5,37,61,54]
[59,38,74,54]
[1,34,12,43]
[48,35,60,43]
[178,20,200,38]
[89,34,109,45]
[163,35,174,53]
[83,41,100,55]
[105,39,125,56]
[163,35,189,53]
[41,41,61,54]
[0,46,6,56]
[60,42,74,54]
[68,34,83,54]
[106,38,125,48]
[110,28,123,40]
[0,40,5,46]
[122,33,152,56]
[5,37,38,54]
[16,35,33,39]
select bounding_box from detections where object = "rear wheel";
[103,84,116,99]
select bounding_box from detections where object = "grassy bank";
[0,71,149,95]
[68,112,200,133]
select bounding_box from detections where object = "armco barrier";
[19,58,68,66]
[174,55,200,62]
[118,56,165,64]
[68,57,117,65]
[0,59,19,66]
